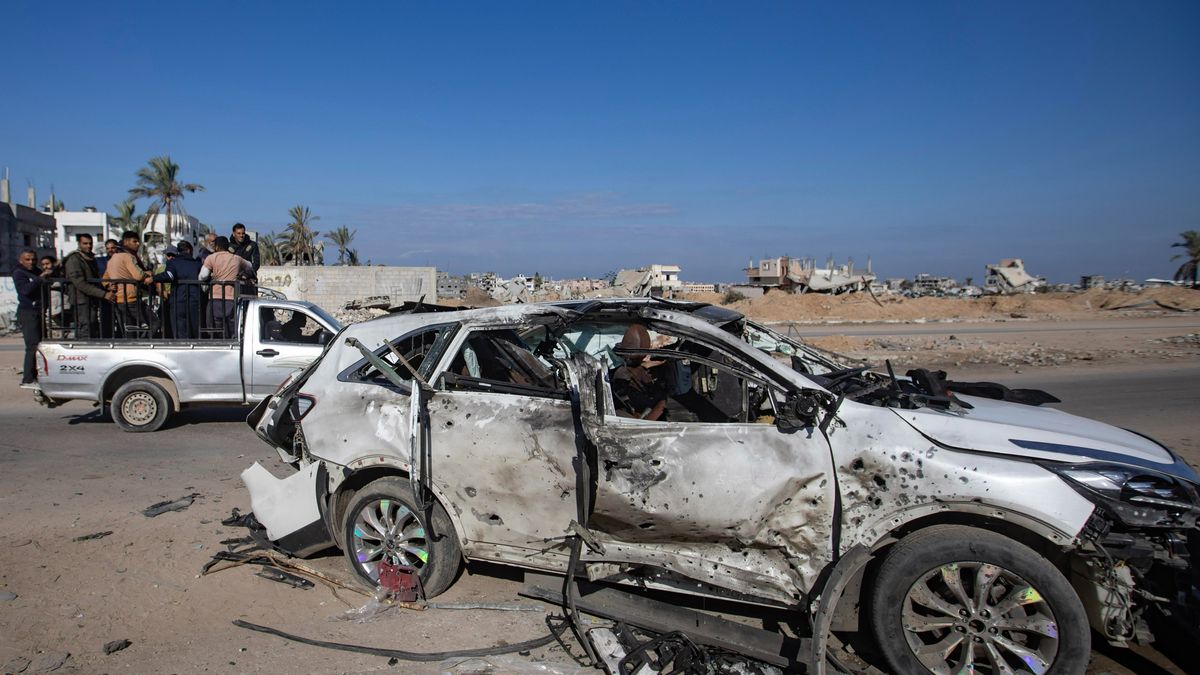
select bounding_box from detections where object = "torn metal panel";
[569,352,835,599]
[827,402,1096,553]
[241,461,334,557]
[425,390,580,553]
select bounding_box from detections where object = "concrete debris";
[102,639,132,655]
[332,307,388,325]
[1153,333,1200,346]
[343,295,391,310]
[27,651,70,673]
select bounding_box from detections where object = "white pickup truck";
[34,297,342,432]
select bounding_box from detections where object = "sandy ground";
[0,314,1196,674]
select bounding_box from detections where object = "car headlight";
[1045,463,1200,513]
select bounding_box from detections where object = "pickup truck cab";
[35,298,342,432]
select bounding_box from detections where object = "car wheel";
[341,477,461,597]
[869,524,1089,675]
[111,378,171,432]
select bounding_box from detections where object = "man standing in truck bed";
[102,230,154,338]
[230,223,259,296]
[62,233,108,338]
[200,236,253,338]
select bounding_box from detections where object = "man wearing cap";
[153,241,203,339]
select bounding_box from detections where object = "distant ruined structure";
[984,258,1044,294]
[744,255,875,294]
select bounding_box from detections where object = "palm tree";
[128,155,205,243]
[325,225,357,265]
[1173,230,1200,287]
[280,205,320,266]
[258,231,283,266]
[109,199,148,238]
[346,248,360,266]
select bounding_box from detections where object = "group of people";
[12,223,260,388]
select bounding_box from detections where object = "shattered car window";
[444,329,563,394]
[343,323,455,389]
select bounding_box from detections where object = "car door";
[247,305,334,398]
[423,325,583,569]
[567,344,837,603]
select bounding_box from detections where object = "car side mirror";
[317,330,332,346]
[775,391,821,433]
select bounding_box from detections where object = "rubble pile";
[1152,333,1200,347]
[683,287,1200,323]
[806,332,1198,372]
[332,307,388,325]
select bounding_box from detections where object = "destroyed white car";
[243,299,1198,673]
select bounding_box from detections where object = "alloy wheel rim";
[351,498,430,581]
[901,561,1059,675]
[121,392,158,425]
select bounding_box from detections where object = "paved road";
[0,358,1193,673]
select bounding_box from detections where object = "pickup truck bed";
[35,297,341,431]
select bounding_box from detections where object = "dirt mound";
[676,287,1200,323]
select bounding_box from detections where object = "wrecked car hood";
[892,394,1188,475]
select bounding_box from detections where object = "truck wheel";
[111,378,172,432]
[342,477,461,597]
[869,525,1089,675]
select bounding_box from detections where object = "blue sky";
[4,1,1197,283]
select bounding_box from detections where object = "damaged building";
[984,258,1044,294]
[1,177,57,276]
[612,264,682,297]
[744,256,875,294]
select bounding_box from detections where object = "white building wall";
[54,210,110,258]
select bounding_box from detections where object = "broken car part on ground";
[238,298,1200,673]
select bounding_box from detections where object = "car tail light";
[290,394,316,421]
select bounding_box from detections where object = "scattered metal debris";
[0,590,16,601]
[254,567,314,590]
[232,617,565,662]
[102,639,132,655]
[142,493,200,517]
[71,530,113,542]
[426,602,544,612]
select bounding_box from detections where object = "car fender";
[333,454,474,558]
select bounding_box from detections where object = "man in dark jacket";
[62,234,108,338]
[229,223,259,296]
[13,249,53,388]
[153,240,203,339]
[94,239,120,337]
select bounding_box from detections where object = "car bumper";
[240,461,334,557]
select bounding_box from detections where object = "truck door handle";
[257,349,279,357]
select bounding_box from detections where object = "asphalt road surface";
[0,339,1194,673]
